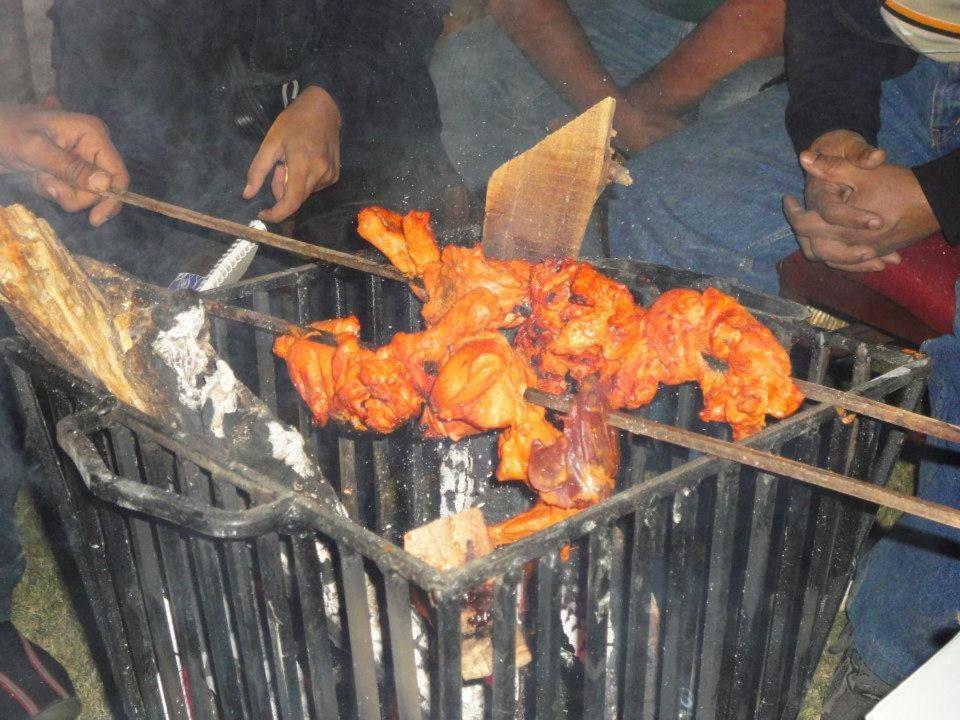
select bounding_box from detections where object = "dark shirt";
[49,0,442,175]
[784,0,960,245]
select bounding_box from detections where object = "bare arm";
[625,0,785,116]
[490,0,623,112]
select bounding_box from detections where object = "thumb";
[799,151,852,182]
[850,142,886,170]
[27,132,112,193]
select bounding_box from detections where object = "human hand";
[782,130,895,272]
[794,154,938,266]
[611,100,684,155]
[243,86,342,223]
[0,104,128,226]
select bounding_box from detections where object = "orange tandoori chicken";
[275,206,805,542]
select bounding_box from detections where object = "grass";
[11,490,113,719]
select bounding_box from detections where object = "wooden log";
[0,204,162,415]
[405,508,532,680]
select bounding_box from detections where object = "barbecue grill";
[2,251,927,720]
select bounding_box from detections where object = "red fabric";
[853,234,959,337]
[783,234,960,338]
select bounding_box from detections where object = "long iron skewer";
[112,190,960,470]
[200,300,960,531]
[103,189,410,284]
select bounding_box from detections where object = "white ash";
[152,306,211,410]
[198,360,238,438]
[438,441,481,517]
[266,421,316,479]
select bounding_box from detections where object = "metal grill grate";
[2,256,928,720]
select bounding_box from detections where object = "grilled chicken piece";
[487,501,580,547]
[516,258,645,393]
[612,288,804,439]
[423,332,561,481]
[273,317,422,434]
[357,206,531,328]
[527,377,618,508]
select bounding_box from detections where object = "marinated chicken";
[277,205,805,544]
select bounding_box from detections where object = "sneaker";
[0,622,81,719]
[821,628,893,720]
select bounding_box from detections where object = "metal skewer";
[527,388,960,532]
[102,189,410,284]
[116,189,960,476]
[200,301,960,531]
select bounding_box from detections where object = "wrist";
[293,86,342,129]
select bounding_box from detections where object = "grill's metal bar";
[384,573,422,720]
[140,444,220,720]
[253,532,303,720]
[104,189,410,283]
[727,466,780,720]
[605,524,628,720]
[693,464,742,720]
[339,547,383,720]
[114,429,192,720]
[781,414,850,715]
[252,292,279,414]
[212,477,278,719]
[754,437,817,720]
[435,597,463,720]
[528,388,960,533]
[177,458,250,719]
[23,379,150,719]
[583,526,613,719]
[291,537,342,720]
[621,503,668,720]
[533,552,561,720]
[659,487,697,720]
[492,569,521,720]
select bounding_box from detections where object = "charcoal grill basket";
[2,257,929,720]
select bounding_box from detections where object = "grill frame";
[2,257,928,720]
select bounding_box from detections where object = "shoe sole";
[34,697,82,720]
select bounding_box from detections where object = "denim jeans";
[430,0,694,197]
[609,57,960,293]
[847,283,960,685]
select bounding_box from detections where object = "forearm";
[625,0,785,115]
[490,0,623,111]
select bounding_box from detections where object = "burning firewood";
[404,508,532,681]
[0,203,338,504]
[0,204,162,416]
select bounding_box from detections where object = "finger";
[30,172,99,212]
[259,159,309,223]
[23,130,114,195]
[879,251,902,265]
[825,258,888,272]
[852,144,886,170]
[245,141,281,199]
[807,239,880,265]
[814,193,883,230]
[799,152,856,185]
[782,195,805,225]
[270,164,287,203]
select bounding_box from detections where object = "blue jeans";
[609,57,960,293]
[430,0,694,196]
[848,284,960,685]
